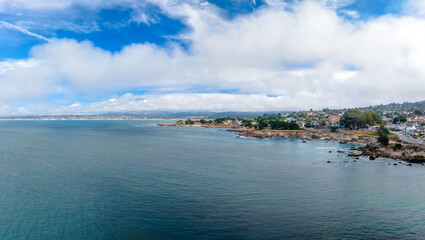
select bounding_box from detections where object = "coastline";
[0,118,180,121]
[159,123,425,164]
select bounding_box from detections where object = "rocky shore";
[229,128,425,164]
[227,128,375,143]
[158,123,425,164]
[354,144,425,164]
[157,122,241,128]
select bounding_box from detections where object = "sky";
[0,0,425,115]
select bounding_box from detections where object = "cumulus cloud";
[56,93,303,114]
[1,0,425,115]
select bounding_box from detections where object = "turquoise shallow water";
[0,120,425,239]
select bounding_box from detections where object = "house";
[392,124,405,131]
[328,116,341,127]
[406,124,418,135]
[328,116,341,123]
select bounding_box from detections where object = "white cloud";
[1,1,425,115]
[0,21,49,41]
[56,93,306,114]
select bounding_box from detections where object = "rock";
[356,157,360,159]
[337,150,345,153]
[407,163,413,166]
[349,153,361,157]
[327,161,332,163]
[394,163,398,166]
[302,140,307,143]
[329,151,332,153]
[369,155,376,160]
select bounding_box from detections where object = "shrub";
[393,143,402,151]
[378,134,389,146]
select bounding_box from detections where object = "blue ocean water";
[0,120,424,239]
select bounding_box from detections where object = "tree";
[340,109,364,130]
[378,134,389,146]
[242,119,253,128]
[214,118,226,124]
[200,119,207,124]
[305,121,312,128]
[414,109,424,116]
[362,110,382,125]
[185,119,194,125]
[377,125,390,146]
[393,115,407,123]
[377,125,390,136]
[257,119,269,130]
[269,120,300,130]
[321,119,329,127]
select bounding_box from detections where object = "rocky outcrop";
[353,143,425,164]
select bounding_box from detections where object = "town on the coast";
[161,101,425,164]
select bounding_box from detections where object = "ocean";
[0,120,424,239]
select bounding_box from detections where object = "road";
[391,131,425,146]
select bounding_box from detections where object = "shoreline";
[0,118,180,121]
[159,123,425,164]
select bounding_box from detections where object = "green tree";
[185,119,194,125]
[362,110,383,125]
[378,134,389,146]
[393,115,407,123]
[340,109,364,130]
[242,119,253,128]
[257,119,269,130]
[377,125,390,146]
[305,121,312,128]
[214,118,226,124]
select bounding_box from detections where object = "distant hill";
[358,100,425,112]
[101,111,291,119]
[1,111,291,120]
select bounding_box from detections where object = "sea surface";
[0,120,424,240]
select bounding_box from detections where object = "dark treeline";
[255,114,300,130]
[340,109,382,130]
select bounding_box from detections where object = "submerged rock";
[349,153,361,157]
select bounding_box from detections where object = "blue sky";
[0,0,408,59]
[0,0,425,115]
